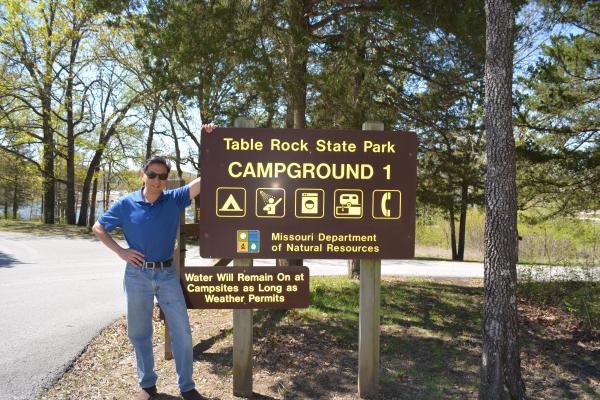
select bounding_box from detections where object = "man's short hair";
[142,156,171,174]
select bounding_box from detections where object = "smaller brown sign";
[181,266,310,309]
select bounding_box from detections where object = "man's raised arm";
[188,123,216,199]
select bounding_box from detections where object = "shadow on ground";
[190,282,483,399]
[190,279,598,399]
[154,393,180,400]
[0,250,20,268]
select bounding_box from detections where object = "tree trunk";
[42,90,55,224]
[457,182,469,261]
[103,171,107,211]
[284,0,309,130]
[277,0,309,268]
[65,39,78,225]
[167,107,184,180]
[348,259,360,279]
[88,166,100,229]
[12,175,18,219]
[78,151,99,226]
[77,97,139,226]
[104,163,112,211]
[145,96,161,160]
[480,0,525,398]
[449,206,458,260]
[66,99,76,224]
[78,146,105,226]
[284,95,294,128]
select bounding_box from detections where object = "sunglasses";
[145,171,169,180]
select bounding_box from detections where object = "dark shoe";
[181,388,203,400]
[134,385,157,400]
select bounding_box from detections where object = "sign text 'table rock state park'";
[199,128,417,259]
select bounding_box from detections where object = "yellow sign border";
[216,187,246,217]
[255,187,286,218]
[294,188,325,219]
[333,189,363,219]
[372,190,402,220]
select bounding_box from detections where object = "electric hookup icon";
[237,230,260,253]
[256,188,285,218]
[216,187,246,217]
[295,189,324,218]
[334,189,363,219]
[372,190,401,219]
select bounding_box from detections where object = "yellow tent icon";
[216,187,246,217]
[219,194,243,212]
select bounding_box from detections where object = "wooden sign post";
[232,117,255,397]
[358,119,385,397]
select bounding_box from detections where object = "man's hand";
[93,221,146,266]
[202,123,216,133]
[118,248,145,266]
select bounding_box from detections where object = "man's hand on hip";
[118,248,145,266]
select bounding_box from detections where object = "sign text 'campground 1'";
[199,128,417,259]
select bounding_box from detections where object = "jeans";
[123,263,195,392]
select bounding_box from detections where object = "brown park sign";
[199,128,417,259]
[181,266,309,309]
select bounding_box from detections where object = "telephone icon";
[372,190,401,219]
[381,191,392,217]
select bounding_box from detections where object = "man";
[93,124,215,400]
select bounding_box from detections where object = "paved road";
[187,251,488,278]
[1,231,596,399]
[0,231,125,400]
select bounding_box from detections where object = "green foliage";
[517,0,599,217]
[308,9,403,129]
[519,215,599,246]
[517,212,600,264]
[416,205,600,264]
[0,0,593,237]
[132,1,257,125]
[0,150,39,218]
[415,207,451,249]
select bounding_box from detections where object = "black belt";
[143,259,173,269]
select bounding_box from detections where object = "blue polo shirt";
[98,186,192,262]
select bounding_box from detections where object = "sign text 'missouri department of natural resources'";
[199,128,417,259]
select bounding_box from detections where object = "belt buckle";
[145,261,156,269]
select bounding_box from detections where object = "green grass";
[416,208,600,265]
[0,219,94,237]
[277,276,597,398]
[0,219,126,240]
[41,274,598,398]
[292,277,484,397]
